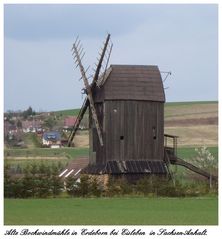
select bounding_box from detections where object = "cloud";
[5,4,217,41]
[4,38,83,111]
[4,4,151,41]
[4,4,218,111]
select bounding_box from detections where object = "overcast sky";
[4,4,218,112]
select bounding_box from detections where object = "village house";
[4,121,18,139]
[22,119,42,133]
[42,131,61,148]
[63,116,77,131]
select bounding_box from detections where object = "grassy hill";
[4,101,218,174]
[53,108,85,117]
[53,101,218,147]
[164,101,218,147]
[4,101,218,167]
[54,101,218,116]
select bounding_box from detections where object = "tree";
[22,106,35,119]
[78,175,91,197]
[50,164,63,197]
[22,174,34,198]
[43,117,56,130]
[4,165,13,198]
[90,177,102,197]
[16,120,22,128]
[11,179,24,198]
[22,164,38,198]
[193,146,218,188]
[66,177,78,197]
[37,175,51,198]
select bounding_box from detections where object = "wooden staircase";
[164,134,217,181]
[171,157,217,181]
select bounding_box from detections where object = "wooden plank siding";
[90,100,164,166]
[88,65,166,172]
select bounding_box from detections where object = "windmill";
[68,34,113,147]
[65,34,217,184]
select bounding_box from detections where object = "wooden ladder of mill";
[164,134,218,182]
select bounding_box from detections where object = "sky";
[4,4,218,112]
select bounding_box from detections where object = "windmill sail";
[67,98,88,147]
[68,34,112,147]
[71,40,104,146]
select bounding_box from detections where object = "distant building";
[63,116,77,131]
[4,121,18,139]
[22,119,42,133]
[42,131,61,147]
[4,121,12,136]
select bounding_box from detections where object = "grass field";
[177,146,218,160]
[4,147,89,168]
[4,146,217,164]
[54,108,87,117]
[4,147,89,159]
[4,197,218,225]
[52,101,218,147]
[165,101,218,122]
[164,101,218,147]
[54,101,218,117]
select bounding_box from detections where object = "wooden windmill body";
[87,65,167,177]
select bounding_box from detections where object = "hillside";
[164,101,218,147]
[56,101,218,147]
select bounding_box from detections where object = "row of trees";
[4,146,218,198]
[6,106,36,121]
[4,163,63,198]
[4,170,217,199]
[66,175,216,198]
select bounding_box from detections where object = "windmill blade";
[72,40,104,146]
[68,97,89,147]
[92,33,111,86]
[99,43,113,86]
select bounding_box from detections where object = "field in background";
[54,101,217,117]
[4,147,89,168]
[4,101,218,184]
[4,197,218,225]
[4,146,218,168]
[54,108,81,117]
[164,101,217,147]
[53,101,218,147]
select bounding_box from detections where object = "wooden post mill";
[67,34,217,183]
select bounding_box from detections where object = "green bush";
[4,161,218,198]
[66,177,78,197]
[66,175,103,198]
[4,162,64,199]
[90,177,102,197]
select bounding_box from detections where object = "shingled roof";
[82,160,167,175]
[93,65,165,102]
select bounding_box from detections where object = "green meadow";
[4,197,218,225]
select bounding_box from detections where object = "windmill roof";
[94,65,165,102]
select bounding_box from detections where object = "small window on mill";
[152,126,157,140]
